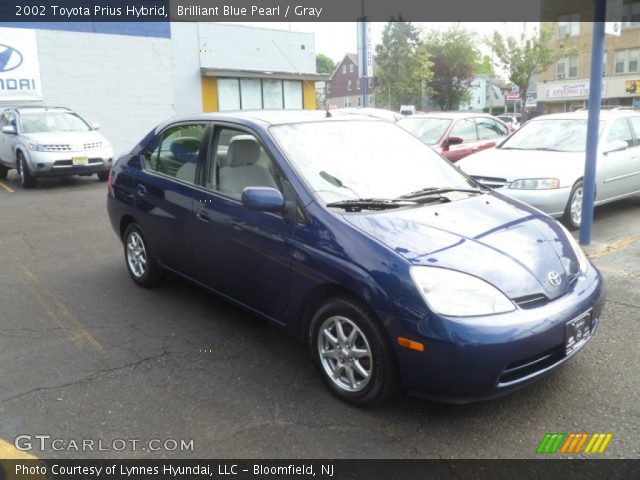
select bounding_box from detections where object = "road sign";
[506,92,520,101]
[511,85,520,93]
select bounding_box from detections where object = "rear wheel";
[123,224,162,287]
[17,152,36,188]
[310,297,398,406]
[0,164,7,179]
[563,180,584,230]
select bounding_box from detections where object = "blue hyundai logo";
[0,44,24,73]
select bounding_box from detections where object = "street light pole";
[580,0,606,245]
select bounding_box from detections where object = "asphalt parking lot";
[0,172,638,459]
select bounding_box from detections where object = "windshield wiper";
[398,186,486,200]
[326,198,416,212]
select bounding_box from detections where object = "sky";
[237,22,539,78]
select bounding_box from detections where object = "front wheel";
[562,180,584,230]
[17,152,36,188]
[123,224,162,287]
[310,297,398,406]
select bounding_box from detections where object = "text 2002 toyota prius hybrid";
[107,111,604,406]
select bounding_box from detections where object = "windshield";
[270,120,475,204]
[500,119,591,152]
[397,117,451,145]
[20,112,91,134]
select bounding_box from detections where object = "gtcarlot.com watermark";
[14,434,194,452]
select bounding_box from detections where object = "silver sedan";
[458,110,640,229]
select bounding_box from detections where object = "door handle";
[195,209,210,223]
[136,184,147,197]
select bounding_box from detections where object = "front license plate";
[72,156,89,166]
[565,311,593,355]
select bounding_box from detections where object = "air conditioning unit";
[557,72,566,80]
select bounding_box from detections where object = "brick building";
[537,1,640,112]
[326,53,375,108]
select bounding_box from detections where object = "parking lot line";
[586,233,640,259]
[22,268,103,352]
[0,438,36,459]
[0,180,15,193]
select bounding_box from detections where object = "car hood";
[458,147,584,182]
[22,131,108,148]
[343,193,580,301]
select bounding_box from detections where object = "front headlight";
[558,223,590,274]
[509,178,559,190]
[26,142,45,152]
[410,267,515,317]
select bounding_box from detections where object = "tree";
[422,25,480,110]
[316,54,336,75]
[374,19,432,110]
[489,24,578,114]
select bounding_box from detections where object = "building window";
[614,49,640,74]
[342,65,346,74]
[556,61,566,79]
[623,1,640,27]
[558,13,580,37]
[356,79,360,90]
[217,78,303,111]
[603,50,607,76]
[348,80,352,91]
[350,64,354,73]
[569,56,578,78]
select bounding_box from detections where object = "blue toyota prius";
[107,110,605,406]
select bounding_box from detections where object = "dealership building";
[0,22,325,153]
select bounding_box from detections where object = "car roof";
[530,110,640,121]
[401,111,497,120]
[161,109,383,127]
[6,106,72,114]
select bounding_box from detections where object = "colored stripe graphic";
[537,433,565,453]
[540,433,613,454]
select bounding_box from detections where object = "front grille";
[498,344,565,385]
[53,158,104,167]
[514,294,550,310]
[471,175,508,189]
[83,142,102,149]
[44,144,71,152]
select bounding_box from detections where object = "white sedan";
[458,110,640,229]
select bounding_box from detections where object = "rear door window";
[143,123,208,184]
[607,119,634,148]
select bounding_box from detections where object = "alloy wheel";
[317,315,373,393]
[126,231,147,278]
[570,185,583,227]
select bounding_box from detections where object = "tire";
[310,296,399,406]
[17,152,36,188]
[562,180,584,230]
[123,223,162,287]
[0,164,7,179]
[97,171,109,182]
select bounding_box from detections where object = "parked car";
[107,111,604,405]
[333,107,402,122]
[397,112,512,162]
[458,110,640,229]
[496,114,521,130]
[0,106,113,187]
[400,105,416,116]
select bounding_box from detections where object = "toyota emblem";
[548,271,562,287]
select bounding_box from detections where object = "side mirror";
[242,187,284,212]
[446,136,464,146]
[91,123,101,131]
[2,125,17,135]
[603,140,627,154]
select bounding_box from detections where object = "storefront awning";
[200,67,329,81]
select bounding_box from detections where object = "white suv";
[0,106,113,188]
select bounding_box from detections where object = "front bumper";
[25,148,113,177]
[492,186,571,218]
[390,265,605,403]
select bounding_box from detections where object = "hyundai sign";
[0,28,42,97]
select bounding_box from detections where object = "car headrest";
[227,138,260,167]
[170,137,200,158]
